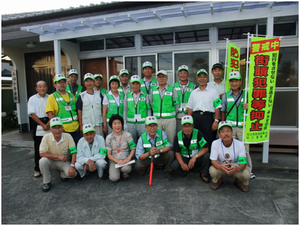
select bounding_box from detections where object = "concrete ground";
[1,130,299,224]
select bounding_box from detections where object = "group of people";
[27,61,253,193]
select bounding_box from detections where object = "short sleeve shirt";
[27,93,49,117]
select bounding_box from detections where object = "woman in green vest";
[103,75,124,135]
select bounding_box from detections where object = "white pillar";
[54,40,62,75]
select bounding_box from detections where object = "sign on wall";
[244,37,281,143]
[11,70,19,103]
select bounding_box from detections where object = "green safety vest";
[226,90,245,127]
[53,91,78,124]
[66,85,82,100]
[99,87,107,95]
[152,85,179,119]
[141,128,170,158]
[177,129,207,158]
[106,92,124,123]
[126,92,150,123]
[140,78,157,95]
[174,82,195,114]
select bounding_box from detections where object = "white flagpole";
[242,32,253,143]
[224,38,230,93]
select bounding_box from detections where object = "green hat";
[228,71,241,80]
[130,75,141,84]
[142,61,153,69]
[218,121,232,131]
[145,116,158,125]
[181,115,193,125]
[54,74,67,82]
[119,69,129,76]
[94,74,103,79]
[178,65,189,72]
[84,73,94,81]
[109,75,120,83]
[50,117,63,127]
[196,69,208,77]
[68,69,78,76]
[82,123,95,134]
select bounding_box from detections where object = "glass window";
[106,37,134,49]
[174,52,209,85]
[274,22,297,36]
[79,40,104,52]
[142,33,173,46]
[175,29,209,43]
[109,57,123,77]
[218,25,266,40]
[125,55,156,78]
[158,53,172,71]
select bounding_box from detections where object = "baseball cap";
[109,75,120,83]
[156,70,168,77]
[145,116,158,125]
[218,121,232,131]
[119,69,129,76]
[130,75,141,84]
[181,115,194,125]
[68,69,78,76]
[212,63,224,70]
[196,69,208,77]
[142,61,153,69]
[50,117,63,127]
[94,74,103,79]
[82,123,95,134]
[228,71,241,80]
[84,73,94,81]
[178,65,189,72]
[54,74,67,82]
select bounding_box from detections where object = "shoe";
[42,183,51,192]
[143,167,150,177]
[234,179,249,192]
[61,177,68,182]
[250,172,256,179]
[181,171,188,177]
[200,174,210,183]
[165,171,174,180]
[211,178,223,190]
[34,171,41,178]
[122,173,129,181]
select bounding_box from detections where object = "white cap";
[145,116,158,125]
[68,69,78,76]
[94,74,103,79]
[119,69,129,76]
[50,117,63,127]
[218,121,233,131]
[130,75,141,84]
[178,65,189,72]
[83,123,95,134]
[156,70,168,77]
[228,71,241,80]
[142,61,153,69]
[84,73,94,81]
[54,74,67,82]
[109,75,120,83]
[181,115,194,125]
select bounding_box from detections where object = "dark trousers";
[171,152,210,177]
[68,130,81,145]
[192,112,214,152]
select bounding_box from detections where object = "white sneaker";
[34,171,41,177]
[250,172,256,179]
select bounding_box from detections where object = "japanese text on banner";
[226,43,240,92]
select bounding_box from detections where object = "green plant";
[2,111,18,132]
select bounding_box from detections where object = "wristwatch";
[214,119,219,122]
[195,154,199,158]
[159,148,163,153]
[70,164,75,168]
[238,165,242,172]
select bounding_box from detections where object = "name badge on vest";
[65,105,71,111]
[135,114,141,120]
[181,103,187,108]
[165,92,172,96]
[156,140,163,146]
[151,83,156,86]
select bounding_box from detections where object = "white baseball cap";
[181,115,194,125]
[142,61,153,69]
[145,116,158,125]
[196,69,208,77]
[94,74,103,79]
[178,65,189,72]
[54,74,67,82]
[68,69,78,76]
[156,70,168,77]
[218,121,233,131]
[84,73,94,81]
[119,69,129,76]
[50,117,63,127]
[83,123,95,134]
[130,75,141,84]
[228,71,241,80]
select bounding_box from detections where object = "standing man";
[150,70,179,144]
[140,61,157,96]
[94,73,107,101]
[174,65,196,133]
[118,69,131,96]
[27,80,50,178]
[39,117,77,192]
[187,69,222,151]
[209,121,250,192]
[171,116,210,182]
[66,69,84,100]
[135,116,174,180]
[76,73,103,136]
[123,75,151,143]
[75,123,107,180]
[207,63,225,98]
[46,74,80,145]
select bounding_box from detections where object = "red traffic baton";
[149,156,154,186]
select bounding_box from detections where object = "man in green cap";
[118,69,131,96]
[66,69,84,100]
[140,61,157,95]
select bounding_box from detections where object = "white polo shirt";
[187,86,221,113]
[207,80,225,95]
[27,93,49,118]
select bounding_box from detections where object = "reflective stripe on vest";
[226,90,245,128]
[141,129,167,159]
[53,91,78,124]
[126,92,148,123]
[174,82,194,114]
[177,129,199,158]
[66,85,82,100]
[140,78,157,95]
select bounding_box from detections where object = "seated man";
[39,117,77,192]
[135,116,174,180]
[209,121,250,192]
[171,115,210,183]
[75,123,107,180]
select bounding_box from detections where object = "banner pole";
[242,32,252,143]
[224,38,229,92]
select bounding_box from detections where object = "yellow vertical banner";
[226,43,240,92]
[244,37,281,143]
